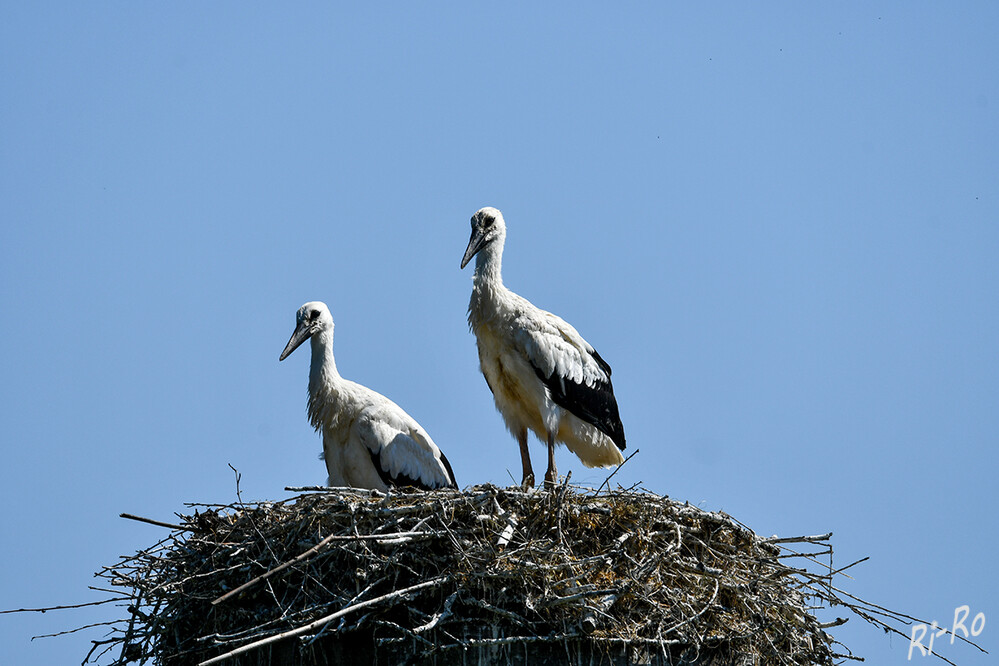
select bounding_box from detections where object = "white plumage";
[461,207,626,488]
[280,301,457,491]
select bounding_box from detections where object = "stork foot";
[520,473,535,490]
[544,433,558,490]
[543,468,558,489]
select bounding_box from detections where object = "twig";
[117,590,143,665]
[596,448,639,494]
[229,464,280,566]
[764,533,833,544]
[119,512,193,532]
[0,597,128,614]
[212,530,340,605]
[413,591,459,633]
[197,576,448,666]
[284,485,386,496]
[661,579,720,636]
[541,587,620,608]
[828,556,869,579]
[430,633,581,650]
[31,620,122,640]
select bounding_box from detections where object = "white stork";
[461,207,626,488]
[279,301,457,491]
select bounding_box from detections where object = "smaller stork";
[461,207,626,488]
[280,301,457,491]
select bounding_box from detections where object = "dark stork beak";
[460,226,488,269]
[279,321,313,361]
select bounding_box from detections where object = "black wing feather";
[531,350,626,451]
[438,451,459,489]
[367,448,455,490]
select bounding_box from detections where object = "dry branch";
[119,513,193,532]
[199,577,448,665]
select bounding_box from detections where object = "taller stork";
[280,301,457,491]
[461,207,626,488]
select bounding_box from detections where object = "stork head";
[279,301,333,361]
[460,206,506,269]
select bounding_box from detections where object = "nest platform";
[91,483,876,666]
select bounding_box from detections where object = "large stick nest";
[91,483,883,665]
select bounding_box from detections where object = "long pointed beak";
[279,322,313,361]
[460,227,487,269]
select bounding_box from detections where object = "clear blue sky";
[1,3,995,664]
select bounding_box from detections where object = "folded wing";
[356,409,457,490]
[513,309,626,450]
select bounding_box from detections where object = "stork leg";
[544,432,558,489]
[517,429,534,489]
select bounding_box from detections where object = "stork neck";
[473,239,504,287]
[308,329,341,391]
